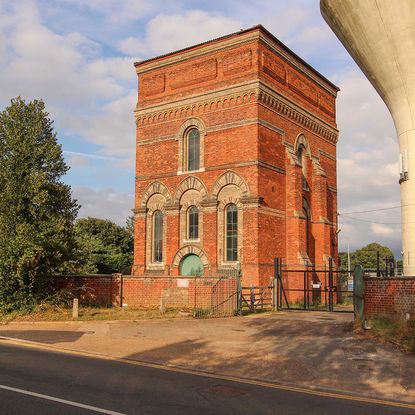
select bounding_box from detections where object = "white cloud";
[0,2,138,161]
[118,37,144,58]
[73,187,134,225]
[295,25,331,44]
[370,223,395,236]
[59,0,159,23]
[119,10,242,56]
[335,68,401,253]
[65,154,91,168]
[60,92,137,160]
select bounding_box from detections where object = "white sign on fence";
[177,279,189,288]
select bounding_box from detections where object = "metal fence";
[275,258,355,313]
[55,270,241,318]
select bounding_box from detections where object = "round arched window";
[187,129,200,171]
[225,204,238,261]
[153,210,163,263]
[188,206,199,239]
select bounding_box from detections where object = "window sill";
[147,263,164,270]
[220,261,239,267]
[177,168,205,175]
[183,239,201,244]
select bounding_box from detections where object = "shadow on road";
[125,315,415,402]
[0,330,88,344]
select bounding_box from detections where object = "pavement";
[1,311,415,406]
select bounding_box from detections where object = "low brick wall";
[55,275,119,306]
[364,276,415,317]
[54,275,237,311]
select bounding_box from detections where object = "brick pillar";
[201,199,218,273]
[241,197,262,285]
[285,147,306,267]
[165,202,180,276]
[133,207,147,275]
[311,158,331,268]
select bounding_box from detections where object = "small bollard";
[72,298,79,319]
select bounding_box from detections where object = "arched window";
[187,129,200,171]
[297,144,308,190]
[153,211,163,263]
[225,204,238,261]
[188,206,199,239]
[303,198,310,257]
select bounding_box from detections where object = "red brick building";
[133,25,339,286]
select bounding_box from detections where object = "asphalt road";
[0,343,413,415]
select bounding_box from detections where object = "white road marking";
[0,384,125,415]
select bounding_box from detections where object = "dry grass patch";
[0,304,187,324]
[369,315,415,354]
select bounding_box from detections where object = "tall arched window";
[226,204,238,261]
[187,129,200,171]
[303,198,310,257]
[188,206,199,239]
[153,211,163,263]
[297,144,308,190]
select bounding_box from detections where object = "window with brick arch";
[225,204,238,261]
[297,144,308,191]
[187,128,200,171]
[188,206,199,239]
[303,198,310,258]
[153,210,163,263]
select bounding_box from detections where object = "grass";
[368,315,415,354]
[0,304,187,324]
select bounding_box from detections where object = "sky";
[0,0,402,256]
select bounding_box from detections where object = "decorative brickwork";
[133,25,339,285]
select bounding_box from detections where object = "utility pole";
[347,244,351,276]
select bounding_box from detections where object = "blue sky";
[0,0,402,255]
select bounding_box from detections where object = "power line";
[340,202,415,215]
[339,214,402,225]
[340,206,400,214]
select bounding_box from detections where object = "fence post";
[237,262,242,315]
[328,257,334,312]
[274,257,280,310]
[303,271,307,309]
[120,274,123,308]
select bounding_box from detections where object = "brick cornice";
[136,81,338,146]
[135,80,258,119]
[258,83,339,145]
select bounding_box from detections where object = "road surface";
[0,343,413,414]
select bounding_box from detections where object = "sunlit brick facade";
[133,25,339,285]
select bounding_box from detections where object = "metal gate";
[275,258,356,313]
[240,284,274,313]
[193,268,241,318]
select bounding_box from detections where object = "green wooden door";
[180,254,203,276]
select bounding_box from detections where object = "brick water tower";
[133,25,339,285]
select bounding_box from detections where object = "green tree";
[74,217,133,274]
[0,97,79,311]
[339,242,395,271]
[125,214,135,240]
